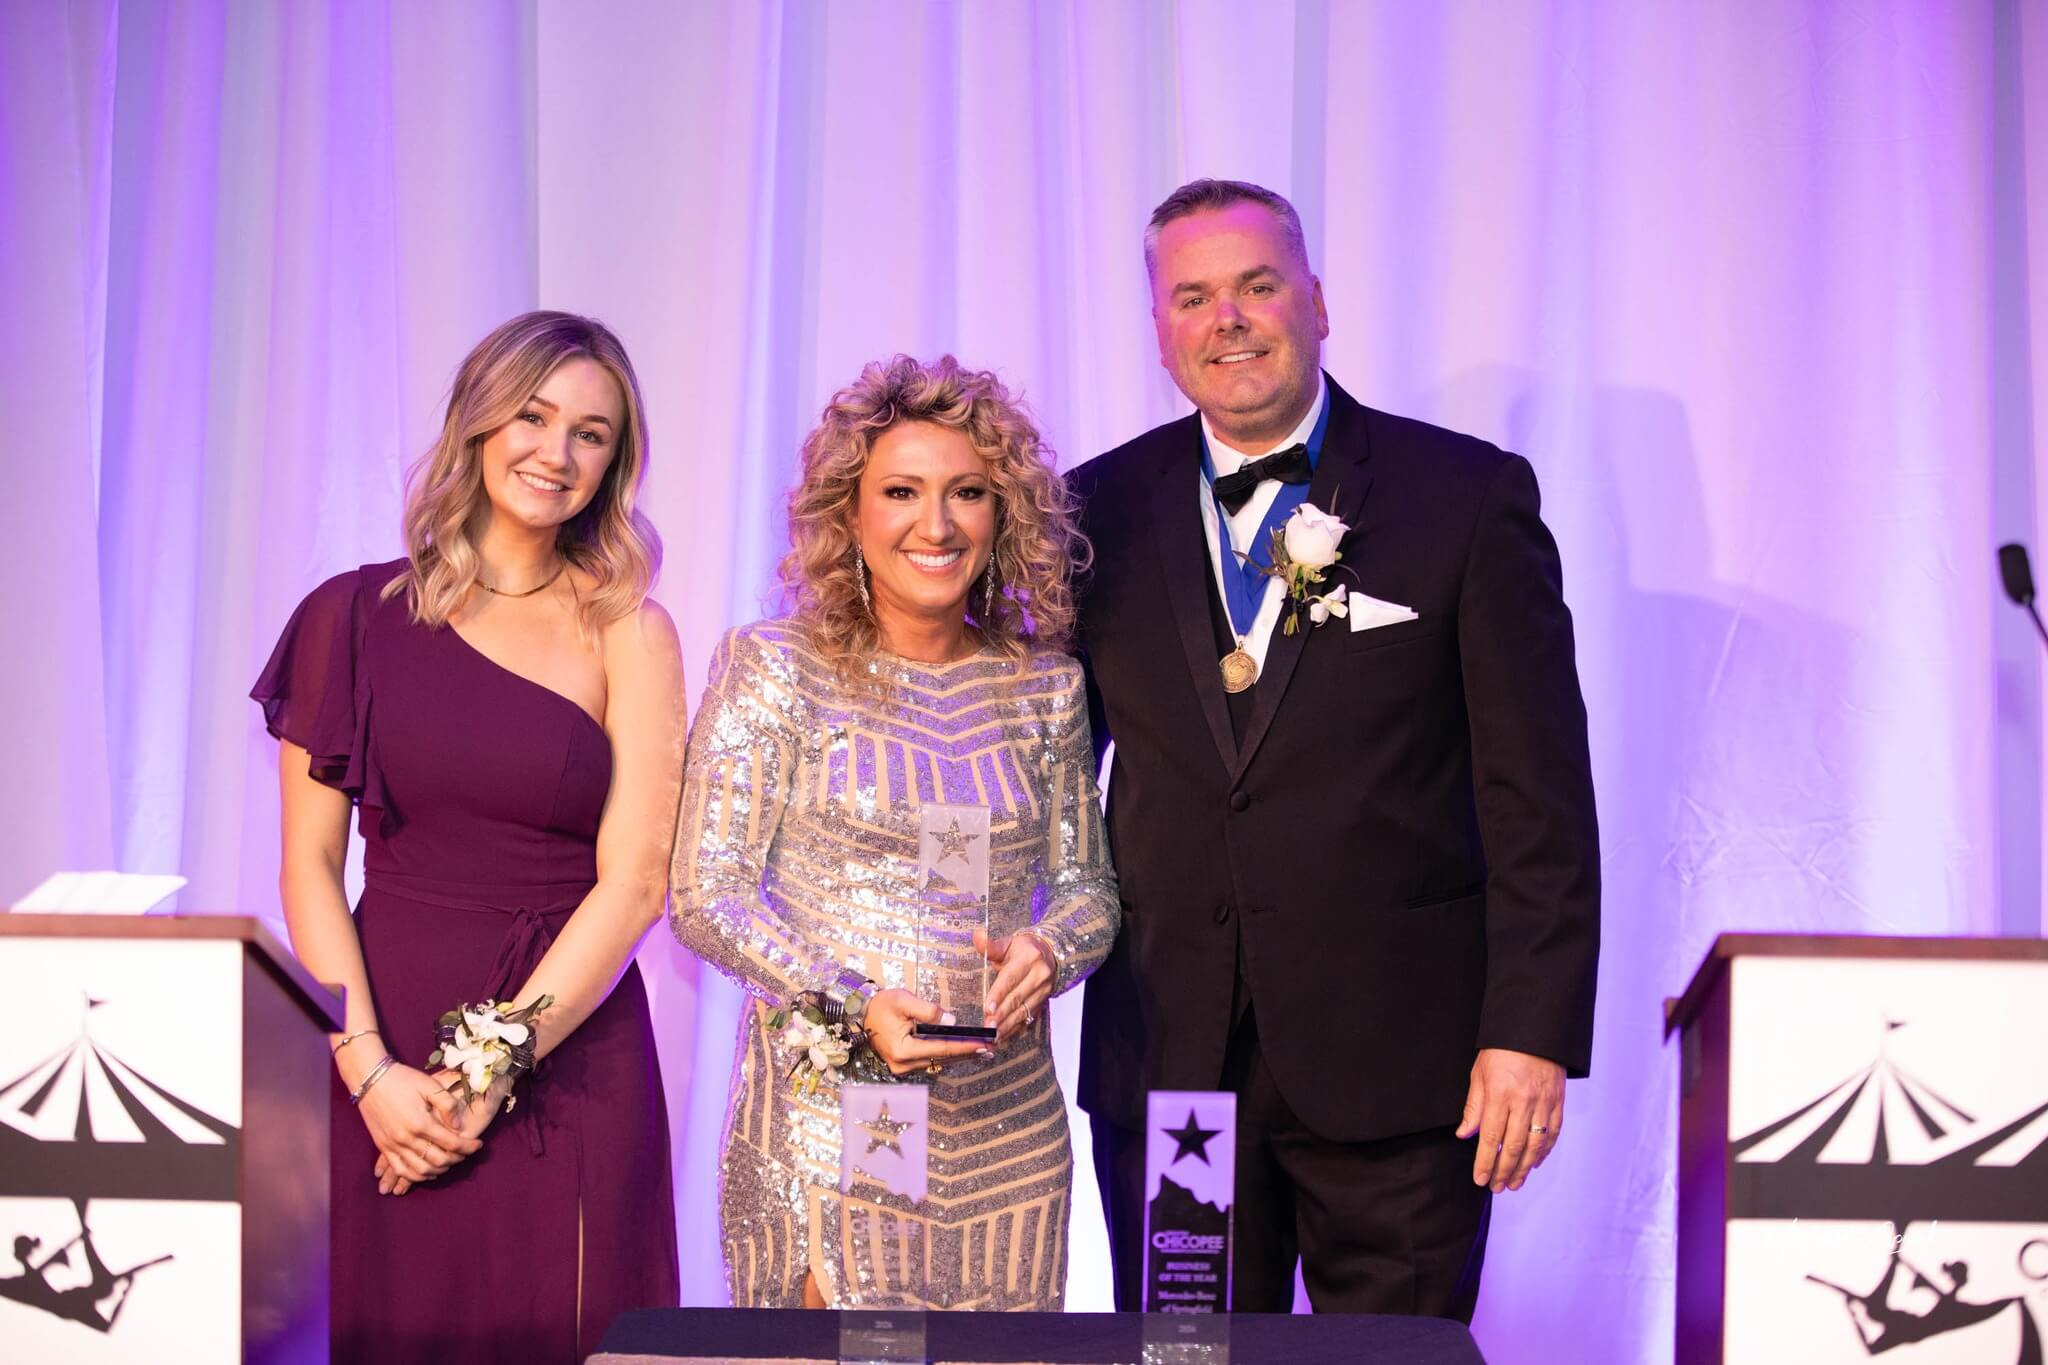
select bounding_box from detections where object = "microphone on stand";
[2000,544,2048,650]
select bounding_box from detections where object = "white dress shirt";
[1195,375,1329,675]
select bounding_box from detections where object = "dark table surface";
[594,1307,1485,1365]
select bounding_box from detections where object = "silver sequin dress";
[671,621,1120,1311]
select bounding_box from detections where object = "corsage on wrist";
[426,995,553,1109]
[768,975,873,1096]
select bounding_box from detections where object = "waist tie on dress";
[365,870,589,1155]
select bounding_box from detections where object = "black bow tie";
[1211,443,1312,515]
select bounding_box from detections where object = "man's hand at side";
[1456,1047,1565,1193]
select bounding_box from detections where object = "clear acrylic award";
[910,802,995,1042]
[839,1082,930,1353]
[1143,1090,1236,1314]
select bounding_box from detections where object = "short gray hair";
[1143,178,1311,283]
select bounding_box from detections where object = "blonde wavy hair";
[779,355,1088,672]
[384,310,660,635]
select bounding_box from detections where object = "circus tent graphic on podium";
[1722,957,2048,1364]
[1730,1017,2048,1224]
[0,995,240,1204]
[0,944,245,1356]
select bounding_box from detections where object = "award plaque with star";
[839,1082,930,1341]
[910,802,997,1042]
[1142,1090,1237,1313]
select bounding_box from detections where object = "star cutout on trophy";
[1164,1108,1223,1165]
[934,817,978,868]
[860,1102,915,1157]
[840,1083,930,1203]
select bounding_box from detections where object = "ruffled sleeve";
[251,567,389,819]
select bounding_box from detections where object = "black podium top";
[595,1307,1484,1365]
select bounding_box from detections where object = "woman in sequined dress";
[671,355,1119,1311]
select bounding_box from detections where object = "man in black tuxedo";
[1069,179,1600,1319]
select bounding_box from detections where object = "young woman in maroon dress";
[253,311,683,1361]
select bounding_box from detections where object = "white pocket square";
[1347,593,1420,632]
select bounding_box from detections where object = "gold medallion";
[1220,647,1258,694]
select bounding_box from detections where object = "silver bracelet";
[331,1027,379,1056]
[349,1054,395,1106]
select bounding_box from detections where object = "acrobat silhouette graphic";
[1732,1017,2048,1363]
[1808,1236,2045,1363]
[0,1202,172,1333]
[0,994,236,1335]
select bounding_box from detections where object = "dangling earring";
[981,557,998,624]
[853,543,872,612]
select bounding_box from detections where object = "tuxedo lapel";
[1143,423,1238,776]
[1232,382,1375,779]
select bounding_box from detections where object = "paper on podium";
[9,871,187,913]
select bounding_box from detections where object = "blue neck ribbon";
[1200,398,1331,640]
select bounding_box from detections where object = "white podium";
[0,914,341,1362]
[1666,934,2048,1364]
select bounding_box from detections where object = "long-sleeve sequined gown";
[672,621,1119,1311]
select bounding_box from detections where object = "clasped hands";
[355,932,1056,1182]
[863,929,1053,1076]
[356,1061,506,1197]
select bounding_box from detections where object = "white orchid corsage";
[767,996,863,1096]
[426,994,552,1105]
[1252,502,1354,635]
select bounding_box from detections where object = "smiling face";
[1151,201,1329,451]
[476,355,625,539]
[853,420,997,637]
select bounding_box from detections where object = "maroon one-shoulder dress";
[253,559,677,1363]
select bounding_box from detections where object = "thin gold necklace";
[477,561,566,599]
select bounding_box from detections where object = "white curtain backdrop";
[7,3,2046,1360]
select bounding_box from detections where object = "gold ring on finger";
[1530,1124,1549,1134]
[925,1061,943,1076]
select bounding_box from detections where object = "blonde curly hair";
[779,355,1088,672]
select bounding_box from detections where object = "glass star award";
[910,802,996,1042]
[839,1082,931,1341]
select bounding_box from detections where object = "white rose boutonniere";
[1255,502,1355,634]
[1282,505,1347,570]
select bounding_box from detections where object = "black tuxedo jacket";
[1068,376,1600,1142]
